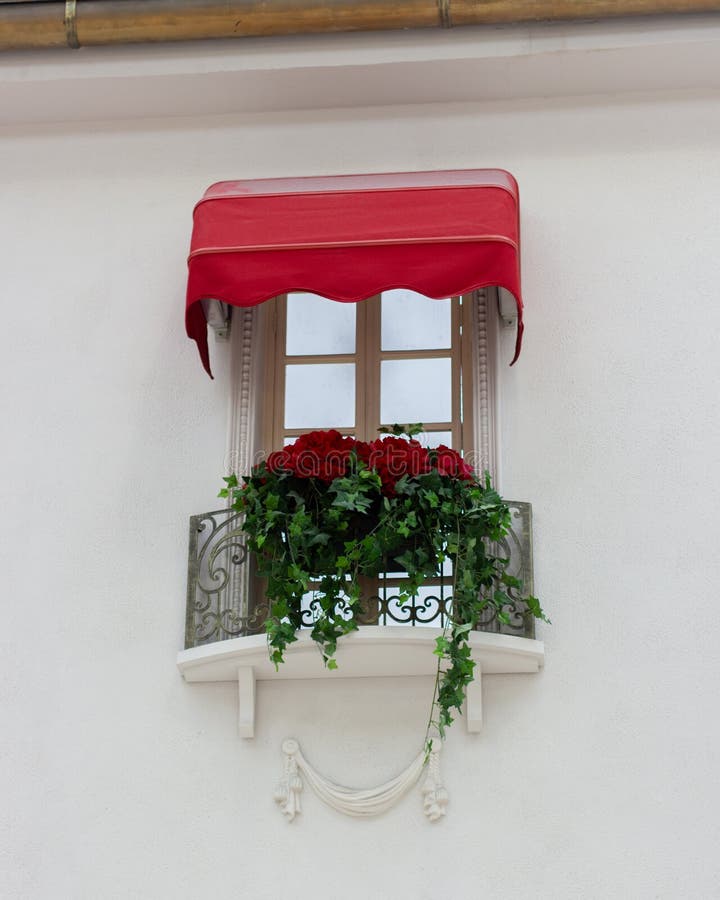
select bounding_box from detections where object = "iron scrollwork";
[185,510,268,648]
[185,502,535,649]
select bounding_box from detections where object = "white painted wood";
[177,628,543,737]
[465,669,483,733]
[237,667,255,739]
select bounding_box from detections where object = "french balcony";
[177,502,544,737]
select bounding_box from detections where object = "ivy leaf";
[526,594,551,623]
[378,423,424,437]
[233,428,547,745]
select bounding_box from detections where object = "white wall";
[2,33,720,899]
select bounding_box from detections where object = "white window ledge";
[177,626,544,738]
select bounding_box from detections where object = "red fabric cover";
[186,169,523,376]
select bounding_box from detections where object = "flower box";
[219,427,547,739]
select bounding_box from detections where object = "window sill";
[177,626,544,738]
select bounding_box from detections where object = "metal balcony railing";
[184,502,536,649]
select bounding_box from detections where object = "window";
[220,289,501,625]
[259,289,472,456]
[225,288,500,481]
[185,170,531,645]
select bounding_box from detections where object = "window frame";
[260,292,473,453]
[224,287,501,485]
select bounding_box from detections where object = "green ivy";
[220,428,547,743]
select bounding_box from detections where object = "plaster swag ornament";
[274,738,447,822]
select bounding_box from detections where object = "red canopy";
[186,169,523,376]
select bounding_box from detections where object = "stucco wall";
[2,50,720,899]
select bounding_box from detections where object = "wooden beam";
[1,0,719,52]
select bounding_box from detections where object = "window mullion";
[357,296,381,442]
[459,293,474,460]
[451,296,463,452]
[268,295,287,452]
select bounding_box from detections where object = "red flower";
[433,445,475,480]
[263,430,361,482]
[368,436,430,495]
[259,431,473,490]
[266,449,293,474]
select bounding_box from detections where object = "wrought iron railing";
[184,502,535,649]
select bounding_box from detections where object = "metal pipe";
[1,0,719,52]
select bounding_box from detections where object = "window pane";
[285,363,355,428]
[285,434,354,444]
[381,290,451,351]
[380,358,451,424]
[417,430,454,449]
[286,293,356,356]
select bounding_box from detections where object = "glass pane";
[285,434,354,445]
[286,293,355,356]
[380,358,451,424]
[285,363,355,428]
[381,290,451,351]
[416,430,453,449]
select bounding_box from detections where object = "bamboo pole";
[0,0,719,52]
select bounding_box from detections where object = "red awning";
[186,169,523,376]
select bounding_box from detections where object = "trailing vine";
[220,426,547,739]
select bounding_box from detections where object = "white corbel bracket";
[178,627,544,739]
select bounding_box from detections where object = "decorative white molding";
[223,307,258,632]
[274,739,304,822]
[472,288,499,484]
[177,627,544,738]
[274,738,445,822]
[225,306,258,479]
[420,745,448,822]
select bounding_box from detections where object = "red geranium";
[263,430,474,493]
[368,436,431,495]
[266,429,361,483]
[432,445,475,480]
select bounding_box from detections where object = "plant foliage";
[220,427,547,741]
